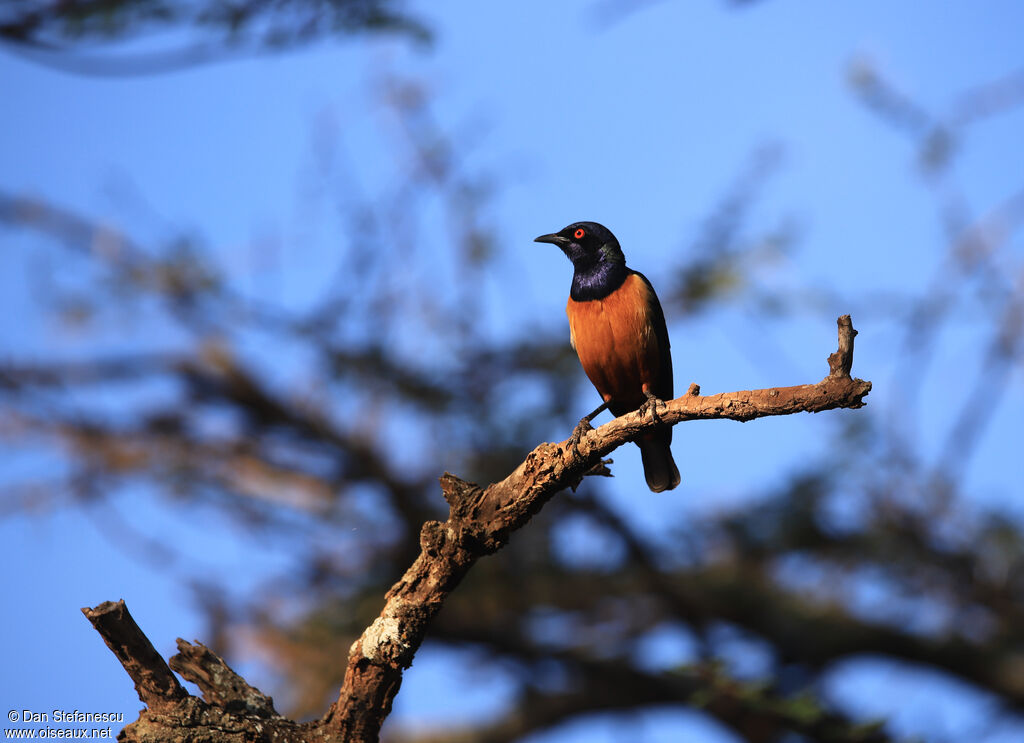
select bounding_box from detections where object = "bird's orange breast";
[566,272,665,413]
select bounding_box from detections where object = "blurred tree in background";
[0,0,429,71]
[2,2,1024,742]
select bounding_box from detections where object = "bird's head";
[534,221,625,268]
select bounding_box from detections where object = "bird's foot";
[567,401,609,459]
[637,390,666,423]
[568,416,595,458]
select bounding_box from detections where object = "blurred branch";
[951,67,1024,127]
[668,142,791,317]
[0,354,186,389]
[589,0,766,29]
[394,657,889,743]
[0,0,430,75]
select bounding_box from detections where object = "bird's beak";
[534,233,569,246]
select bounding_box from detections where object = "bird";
[535,221,680,492]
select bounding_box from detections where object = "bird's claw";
[568,416,595,458]
[638,391,666,423]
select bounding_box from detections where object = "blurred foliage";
[3,22,1024,743]
[0,0,428,72]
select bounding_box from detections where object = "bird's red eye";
[574,228,585,239]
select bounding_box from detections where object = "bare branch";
[83,603,313,742]
[169,640,278,718]
[81,600,188,712]
[326,316,871,740]
[828,314,858,378]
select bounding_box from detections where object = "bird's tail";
[638,433,680,493]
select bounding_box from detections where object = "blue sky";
[3,1,1024,740]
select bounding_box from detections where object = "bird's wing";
[631,269,673,400]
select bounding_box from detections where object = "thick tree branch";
[326,315,871,741]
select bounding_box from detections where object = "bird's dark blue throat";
[534,221,629,301]
[569,259,628,301]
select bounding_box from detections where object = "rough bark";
[86,315,871,743]
[82,601,189,713]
